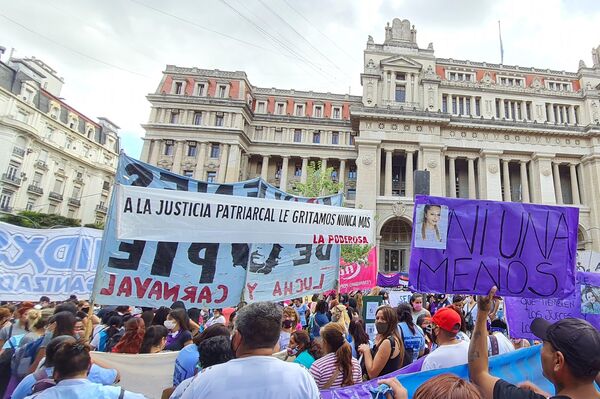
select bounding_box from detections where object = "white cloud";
[1,0,598,157]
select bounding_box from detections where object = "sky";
[1,0,599,158]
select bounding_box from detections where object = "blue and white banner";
[91,153,342,308]
[0,222,102,301]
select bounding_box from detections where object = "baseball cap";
[429,306,461,334]
[531,317,600,378]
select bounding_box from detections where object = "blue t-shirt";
[294,303,308,326]
[173,344,199,386]
[310,312,329,338]
[398,322,425,363]
[12,364,117,399]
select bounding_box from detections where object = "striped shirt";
[309,353,362,389]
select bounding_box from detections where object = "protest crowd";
[1,288,599,399]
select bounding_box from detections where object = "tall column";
[388,72,394,102]
[300,157,309,184]
[171,140,184,174]
[405,151,414,197]
[569,106,576,125]
[140,139,151,162]
[194,142,207,180]
[225,144,241,182]
[149,139,160,165]
[280,156,289,191]
[321,158,328,173]
[553,162,563,204]
[569,163,580,205]
[448,156,456,197]
[355,139,381,210]
[467,158,476,199]
[502,159,511,201]
[382,70,388,103]
[339,159,346,192]
[385,150,393,196]
[500,99,505,118]
[240,153,249,180]
[217,144,229,183]
[577,163,587,205]
[261,155,270,180]
[519,161,530,202]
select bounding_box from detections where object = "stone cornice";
[253,87,361,102]
[351,105,450,124]
[435,58,579,78]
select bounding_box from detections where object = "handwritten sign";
[506,272,600,339]
[0,222,102,301]
[409,196,578,299]
[115,185,375,244]
[92,153,343,308]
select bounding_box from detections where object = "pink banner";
[339,247,378,293]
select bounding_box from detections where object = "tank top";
[372,336,402,376]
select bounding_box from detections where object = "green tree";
[291,161,372,265]
[84,222,105,230]
[0,211,81,228]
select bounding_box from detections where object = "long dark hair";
[321,322,354,387]
[52,311,76,338]
[396,303,416,335]
[192,323,230,346]
[375,306,404,363]
[140,325,168,354]
[168,308,190,332]
[291,330,322,359]
[315,300,328,314]
[348,319,370,354]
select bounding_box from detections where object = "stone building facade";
[141,19,600,272]
[0,56,120,225]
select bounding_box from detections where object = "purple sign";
[409,196,578,299]
[506,272,600,339]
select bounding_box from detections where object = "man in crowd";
[180,301,319,399]
[469,286,600,399]
[421,306,470,370]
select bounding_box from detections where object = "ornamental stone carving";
[362,156,373,165]
[542,168,551,176]
[488,164,499,174]
[392,202,407,217]
[427,159,438,169]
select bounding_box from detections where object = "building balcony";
[27,184,44,195]
[12,147,25,157]
[1,173,21,187]
[95,204,108,214]
[68,198,81,207]
[48,192,63,201]
[34,160,48,171]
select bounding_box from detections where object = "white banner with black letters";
[115,185,375,245]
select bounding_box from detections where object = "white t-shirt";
[421,340,470,371]
[488,332,514,356]
[205,315,226,328]
[180,356,319,399]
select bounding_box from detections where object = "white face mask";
[164,320,177,330]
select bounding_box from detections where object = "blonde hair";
[282,306,299,326]
[27,309,42,330]
[331,304,350,332]
[421,205,441,241]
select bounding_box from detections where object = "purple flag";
[409,196,578,299]
[506,272,600,339]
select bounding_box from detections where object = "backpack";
[465,305,476,332]
[31,368,55,394]
[105,330,124,353]
[11,335,44,378]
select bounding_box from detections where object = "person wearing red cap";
[469,286,600,399]
[421,306,470,371]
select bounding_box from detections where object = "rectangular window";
[7,162,20,179]
[170,111,179,124]
[257,102,266,113]
[452,96,457,114]
[332,132,339,145]
[53,179,63,193]
[187,143,197,157]
[475,98,481,116]
[346,188,356,200]
[102,181,110,191]
[26,199,35,211]
[293,129,302,143]
[332,107,341,119]
[504,101,510,119]
[197,83,205,96]
[526,102,532,120]
[164,142,174,155]
[348,166,357,180]
[276,103,284,115]
[218,85,226,98]
[193,112,202,125]
[215,114,224,127]
[396,72,406,81]
[313,131,321,144]
[459,98,465,115]
[294,164,302,177]
[0,191,13,210]
[349,134,355,145]
[295,104,304,116]
[47,204,56,214]
[174,82,183,94]
[210,144,220,158]
[207,171,217,183]
[183,170,193,177]
[71,186,81,199]
[442,95,448,113]
[395,85,406,102]
[314,106,322,118]
[33,172,43,186]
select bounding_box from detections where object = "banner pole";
[83,300,95,342]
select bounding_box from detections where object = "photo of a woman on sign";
[414,204,448,249]
[581,286,600,315]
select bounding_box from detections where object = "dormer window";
[314,105,323,118]
[447,71,474,82]
[498,76,525,87]
[67,113,79,130]
[172,81,185,95]
[546,81,572,92]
